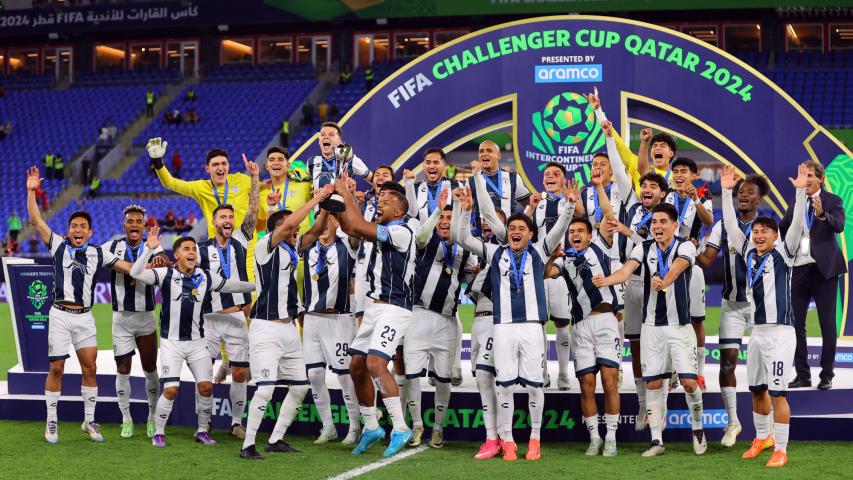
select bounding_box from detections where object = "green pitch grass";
[0,303,823,381]
[0,420,847,480]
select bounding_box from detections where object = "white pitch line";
[327,445,429,480]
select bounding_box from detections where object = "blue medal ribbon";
[441,241,457,272]
[805,197,815,230]
[507,246,528,291]
[673,194,692,226]
[215,239,231,279]
[426,181,445,214]
[565,247,586,259]
[482,170,503,199]
[277,177,290,211]
[321,155,336,173]
[546,192,563,201]
[739,218,754,239]
[637,210,653,230]
[184,270,203,295]
[212,180,229,206]
[65,241,89,261]
[124,240,141,262]
[315,242,328,275]
[746,251,771,292]
[592,184,613,223]
[279,242,298,267]
[655,239,676,280]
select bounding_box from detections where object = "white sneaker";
[584,437,603,456]
[81,421,104,442]
[641,440,665,457]
[721,423,741,447]
[314,426,339,444]
[602,438,618,457]
[692,429,708,455]
[341,426,361,445]
[557,373,571,391]
[45,420,59,444]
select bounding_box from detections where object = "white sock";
[496,385,515,443]
[433,381,451,434]
[308,368,333,429]
[646,388,664,443]
[115,374,132,423]
[230,381,247,427]
[721,386,738,426]
[526,386,544,440]
[383,396,408,432]
[475,370,498,440]
[556,325,571,378]
[197,393,212,432]
[605,413,619,441]
[697,347,706,376]
[394,373,407,409]
[405,378,423,428]
[661,377,670,427]
[360,404,379,430]
[584,415,601,440]
[45,390,60,423]
[635,379,647,420]
[754,412,771,439]
[685,388,704,430]
[337,374,361,431]
[269,385,308,443]
[618,320,625,340]
[154,395,174,435]
[144,370,159,421]
[243,385,273,450]
[81,386,97,424]
[774,422,789,453]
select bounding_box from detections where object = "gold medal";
[729,247,736,254]
[540,191,548,200]
[594,221,601,229]
[191,288,199,296]
[311,273,320,281]
[445,267,453,275]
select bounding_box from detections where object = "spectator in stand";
[186,212,198,228]
[27,235,38,255]
[107,118,117,144]
[161,209,177,233]
[146,214,158,230]
[53,153,64,180]
[99,123,110,145]
[5,237,17,256]
[317,100,329,123]
[86,176,101,198]
[145,89,155,117]
[364,65,375,90]
[302,101,314,124]
[339,65,351,85]
[34,185,49,211]
[44,150,56,180]
[328,102,339,122]
[174,214,188,233]
[7,211,22,242]
[185,108,199,124]
[185,87,196,102]
[171,150,183,179]
[164,109,183,125]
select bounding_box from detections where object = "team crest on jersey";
[64,259,90,275]
[260,368,270,379]
[174,288,200,302]
[162,365,169,375]
[231,186,239,194]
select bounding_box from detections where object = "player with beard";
[403,148,461,223]
[197,158,259,439]
[467,140,531,234]
[104,205,168,439]
[27,166,140,444]
[697,171,770,447]
[130,229,255,447]
[307,122,373,192]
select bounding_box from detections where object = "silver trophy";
[319,143,354,212]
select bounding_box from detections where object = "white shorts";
[747,324,795,396]
[470,314,495,374]
[112,310,156,358]
[622,276,644,341]
[203,311,249,366]
[48,306,97,361]
[249,319,308,386]
[689,265,706,322]
[404,307,457,383]
[640,323,697,382]
[349,302,412,361]
[354,258,371,318]
[159,337,213,388]
[304,312,357,374]
[545,277,570,324]
[494,322,545,387]
[719,299,753,350]
[572,312,622,377]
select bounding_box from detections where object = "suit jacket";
[780,189,847,279]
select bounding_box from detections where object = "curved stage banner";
[292,15,852,336]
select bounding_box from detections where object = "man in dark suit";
[781,160,847,390]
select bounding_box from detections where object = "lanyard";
[182,270,203,293]
[673,194,692,226]
[277,177,290,211]
[746,251,771,291]
[426,181,445,214]
[805,197,815,230]
[385,219,405,227]
[507,247,528,290]
[482,170,503,198]
[592,184,613,222]
[280,242,298,267]
[441,241,457,271]
[215,238,231,279]
[656,239,676,279]
[212,179,229,206]
[663,169,672,183]
[546,192,563,201]
[124,240,141,262]
[566,247,586,259]
[315,242,328,274]
[65,241,89,261]
[637,210,653,230]
[739,218,754,239]
[321,155,336,173]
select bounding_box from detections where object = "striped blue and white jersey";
[50,233,117,309]
[664,191,713,241]
[409,178,461,224]
[307,154,371,191]
[532,194,571,236]
[482,242,548,325]
[558,237,619,324]
[252,234,301,320]
[465,236,503,312]
[302,232,356,313]
[356,192,379,262]
[467,169,531,217]
[366,217,420,310]
[104,237,154,312]
[150,266,224,341]
[198,228,252,313]
[706,219,755,303]
[414,232,477,316]
[628,238,696,327]
[580,183,624,235]
[617,199,655,268]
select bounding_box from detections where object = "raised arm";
[416,191,444,249]
[783,163,809,255]
[270,184,333,246]
[544,244,564,279]
[336,175,383,241]
[720,166,748,255]
[299,209,329,254]
[25,166,52,244]
[602,121,633,200]
[819,194,846,234]
[588,90,640,187]
[592,169,615,244]
[130,226,164,285]
[593,259,639,287]
[544,180,579,254]
[637,127,651,177]
[403,170,419,218]
[210,271,256,294]
[450,188,486,258]
[147,137,197,198]
[470,166,503,234]
[240,154,261,239]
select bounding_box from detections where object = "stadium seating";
[202,62,316,83]
[0,71,56,90]
[73,66,181,88]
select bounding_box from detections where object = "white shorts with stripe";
[622,276,644,341]
[572,312,622,377]
[304,312,357,374]
[349,302,412,361]
[48,306,97,362]
[545,277,570,324]
[640,323,697,382]
[719,299,753,350]
[404,306,457,383]
[249,319,308,386]
[494,322,545,388]
[203,311,250,366]
[112,310,156,359]
[470,313,495,375]
[747,324,795,397]
[159,337,212,388]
